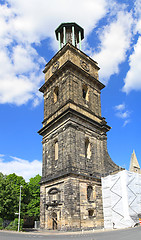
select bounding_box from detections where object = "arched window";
[85,138,91,159]
[55,140,58,160]
[87,186,93,202]
[54,87,59,103]
[82,84,89,101]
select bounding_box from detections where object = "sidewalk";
[0,227,131,236]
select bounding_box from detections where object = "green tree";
[0,173,41,222]
[26,174,41,220]
[0,173,29,220]
[0,173,6,220]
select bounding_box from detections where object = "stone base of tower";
[40,175,104,231]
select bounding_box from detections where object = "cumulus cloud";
[0,0,141,106]
[0,154,42,182]
[0,40,45,105]
[121,0,141,93]
[0,0,109,106]
[93,10,133,83]
[122,36,141,93]
[134,0,141,22]
[8,0,108,40]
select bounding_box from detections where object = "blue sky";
[0,0,141,181]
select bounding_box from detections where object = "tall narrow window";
[54,87,59,103]
[55,140,58,160]
[82,84,88,101]
[85,138,91,159]
[87,186,93,202]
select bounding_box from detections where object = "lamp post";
[18,185,23,232]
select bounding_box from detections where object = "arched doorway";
[52,212,57,230]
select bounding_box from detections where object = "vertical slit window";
[55,140,58,160]
[54,87,59,103]
[85,138,91,159]
[82,84,88,101]
[87,186,93,202]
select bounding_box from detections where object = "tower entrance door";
[52,212,57,230]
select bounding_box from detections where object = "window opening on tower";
[85,138,91,159]
[54,87,59,103]
[82,84,88,101]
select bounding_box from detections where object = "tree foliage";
[26,174,41,220]
[0,173,41,221]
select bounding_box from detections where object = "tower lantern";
[55,22,84,50]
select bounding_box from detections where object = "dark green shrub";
[5,220,16,230]
[5,218,23,231]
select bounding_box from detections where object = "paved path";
[0,226,141,240]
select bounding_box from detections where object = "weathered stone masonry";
[38,23,120,230]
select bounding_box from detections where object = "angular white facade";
[102,170,141,229]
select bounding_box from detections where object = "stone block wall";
[40,176,103,230]
[43,68,102,122]
[43,44,99,83]
[41,118,118,181]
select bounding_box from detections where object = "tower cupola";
[55,22,84,50]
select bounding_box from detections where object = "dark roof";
[55,22,84,40]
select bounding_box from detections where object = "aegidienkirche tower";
[38,23,120,230]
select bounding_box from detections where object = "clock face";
[80,59,89,72]
[52,61,60,73]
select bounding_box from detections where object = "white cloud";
[123,119,130,127]
[12,45,38,74]
[121,0,141,93]
[116,110,130,119]
[93,10,133,83]
[0,155,42,182]
[0,0,141,105]
[0,0,111,106]
[114,103,125,111]
[114,103,131,127]
[134,0,141,20]
[122,36,141,93]
[8,0,108,41]
[0,44,45,105]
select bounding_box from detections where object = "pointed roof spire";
[129,150,141,174]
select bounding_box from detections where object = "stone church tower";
[38,23,120,230]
